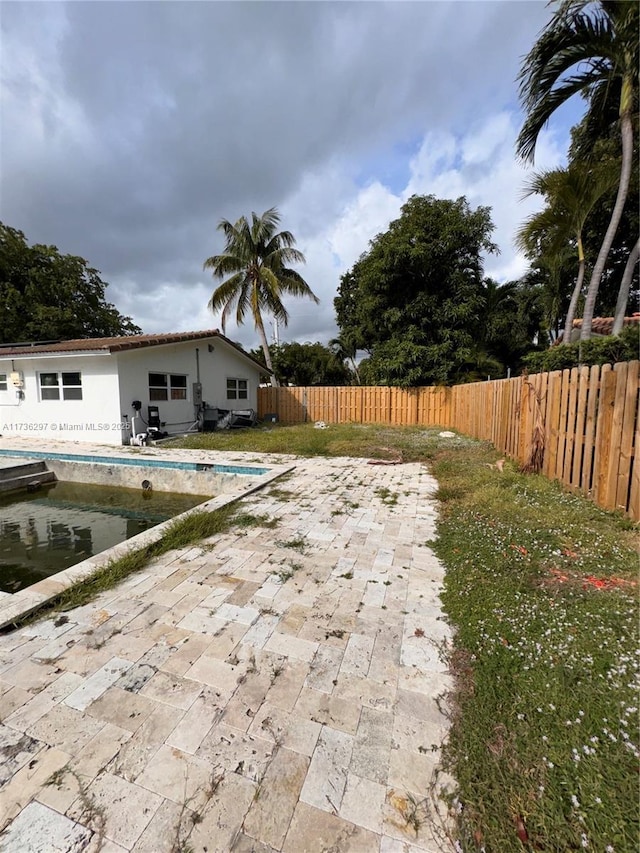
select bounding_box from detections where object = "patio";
[0,447,453,852]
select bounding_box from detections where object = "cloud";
[0,1,572,350]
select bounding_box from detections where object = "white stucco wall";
[116,337,262,436]
[0,354,124,445]
[0,337,262,446]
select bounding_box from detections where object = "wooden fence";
[257,361,640,519]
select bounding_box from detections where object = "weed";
[325,629,345,639]
[265,487,297,501]
[48,766,106,846]
[375,486,399,506]
[270,662,285,683]
[338,572,353,580]
[233,512,279,529]
[171,765,225,853]
[275,536,307,553]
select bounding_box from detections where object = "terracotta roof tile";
[556,314,640,344]
[0,329,221,356]
[571,316,640,335]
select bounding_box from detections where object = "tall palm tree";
[517,162,619,343]
[204,208,319,386]
[516,0,639,341]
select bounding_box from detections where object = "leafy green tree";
[0,223,140,344]
[475,278,545,378]
[516,162,619,341]
[517,0,639,340]
[334,195,497,386]
[204,207,319,386]
[249,341,352,386]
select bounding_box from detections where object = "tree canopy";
[250,341,353,387]
[516,0,639,341]
[335,195,507,386]
[0,223,141,344]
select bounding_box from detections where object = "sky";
[1,1,584,352]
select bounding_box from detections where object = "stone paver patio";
[0,444,454,852]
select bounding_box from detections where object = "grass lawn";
[170,424,639,851]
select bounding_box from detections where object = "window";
[149,373,187,401]
[170,375,187,400]
[39,371,82,401]
[227,378,248,400]
[62,372,82,400]
[149,373,168,401]
[0,374,7,391]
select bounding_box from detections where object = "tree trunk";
[581,110,634,341]
[350,357,361,385]
[255,311,279,387]
[562,236,585,345]
[612,237,640,336]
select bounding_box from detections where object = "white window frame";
[226,378,248,401]
[39,371,83,401]
[149,372,188,402]
[0,373,7,392]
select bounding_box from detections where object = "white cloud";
[261,111,567,348]
[1,1,575,350]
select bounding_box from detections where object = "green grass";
[431,446,639,852]
[165,422,477,460]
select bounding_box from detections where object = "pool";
[0,443,293,628]
[0,481,203,593]
[0,448,271,496]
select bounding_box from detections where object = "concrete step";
[0,460,49,481]
[0,463,56,494]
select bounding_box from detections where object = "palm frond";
[517,72,607,160]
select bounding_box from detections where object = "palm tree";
[328,334,361,385]
[204,208,319,386]
[612,237,639,335]
[517,162,619,343]
[516,0,639,341]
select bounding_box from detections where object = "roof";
[0,329,266,370]
[556,314,640,344]
[571,315,640,336]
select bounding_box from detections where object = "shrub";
[523,325,638,373]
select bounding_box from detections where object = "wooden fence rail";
[257,361,640,519]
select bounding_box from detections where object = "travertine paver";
[0,445,455,852]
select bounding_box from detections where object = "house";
[0,330,266,445]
